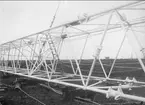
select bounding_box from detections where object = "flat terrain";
[0,59,145,105]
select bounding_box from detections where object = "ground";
[0,59,145,105]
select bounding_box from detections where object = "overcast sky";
[0,1,145,59]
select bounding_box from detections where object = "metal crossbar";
[0,1,145,102]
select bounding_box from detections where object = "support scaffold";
[0,1,145,103]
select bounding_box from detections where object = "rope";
[49,1,61,28]
[16,86,46,105]
[39,83,62,95]
[1,82,46,105]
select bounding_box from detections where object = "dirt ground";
[0,59,145,105]
[0,74,144,105]
[0,74,97,105]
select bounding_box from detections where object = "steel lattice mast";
[0,1,145,102]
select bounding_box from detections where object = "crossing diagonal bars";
[0,1,145,102]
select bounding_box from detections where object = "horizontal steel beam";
[0,1,144,46]
[0,69,145,102]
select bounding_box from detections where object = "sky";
[0,1,145,59]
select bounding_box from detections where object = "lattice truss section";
[0,1,145,102]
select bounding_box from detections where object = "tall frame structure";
[0,1,145,102]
